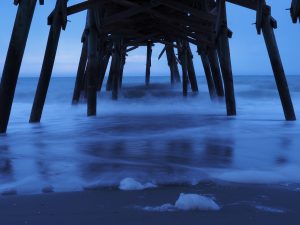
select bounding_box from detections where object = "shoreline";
[1,183,299,225]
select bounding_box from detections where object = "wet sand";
[1,183,299,225]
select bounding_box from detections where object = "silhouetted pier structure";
[291,0,300,23]
[0,0,297,133]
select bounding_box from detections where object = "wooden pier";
[0,0,297,133]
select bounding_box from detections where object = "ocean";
[1,75,300,194]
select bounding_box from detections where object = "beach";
[1,183,300,225]
[1,76,300,224]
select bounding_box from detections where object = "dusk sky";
[0,0,300,77]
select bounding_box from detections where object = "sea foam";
[142,193,220,212]
[119,178,157,191]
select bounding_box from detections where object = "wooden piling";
[97,53,111,92]
[106,64,114,91]
[261,6,296,120]
[145,41,153,86]
[86,9,98,116]
[72,40,88,104]
[197,47,217,99]
[111,39,122,100]
[165,45,174,83]
[166,45,181,84]
[186,44,199,92]
[180,41,188,96]
[216,0,236,116]
[0,0,37,133]
[207,49,224,97]
[30,0,67,123]
[119,49,126,89]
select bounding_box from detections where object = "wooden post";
[97,41,112,92]
[165,45,175,83]
[172,47,181,83]
[86,9,98,116]
[186,43,198,92]
[197,47,217,99]
[106,65,114,91]
[119,49,126,89]
[261,6,296,120]
[0,0,37,133]
[111,39,122,100]
[180,41,188,96]
[207,49,224,97]
[145,41,152,86]
[166,45,181,84]
[97,51,111,92]
[30,0,67,122]
[72,39,88,104]
[95,38,105,92]
[216,0,236,116]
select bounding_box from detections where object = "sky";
[0,0,300,77]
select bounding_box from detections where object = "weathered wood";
[179,41,188,96]
[207,49,225,97]
[186,44,199,92]
[72,40,88,104]
[261,6,296,120]
[106,66,114,91]
[119,49,126,89]
[216,0,236,116]
[111,39,122,100]
[166,45,181,84]
[145,41,153,86]
[1,0,295,130]
[30,0,67,123]
[86,9,98,116]
[0,0,37,133]
[166,45,175,83]
[290,0,300,23]
[197,47,217,99]
[97,43,112,92]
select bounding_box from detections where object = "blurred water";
[0,76,300,194]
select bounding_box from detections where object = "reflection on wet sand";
[0,145,14,182]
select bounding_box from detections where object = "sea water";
[0,76,300,194]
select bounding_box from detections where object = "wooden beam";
[217,0,236,116]
[67,0,106,16]
[97,42,112,92]
[72,39,88,104]
[0,0,37,133]
[261,5,296,120]
[86,8,98,116]
[197,47,217,99]
[145,41,153,86]
[179,41,188,96]
[207,49,224,97]
[103,2,161,26]
[166,45,181,84]
[226,0,257,10]
[111,39,122,100]
[30,0,67,123]
[186,43,198,92]
[290,0,300,23]
[159,0,216,23]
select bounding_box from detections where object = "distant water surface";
[0,76,300,194]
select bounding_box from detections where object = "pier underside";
[0,0,297,133]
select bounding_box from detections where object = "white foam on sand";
[119,178,157,191]
[175,193,220,211]
[142,193,220,212]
